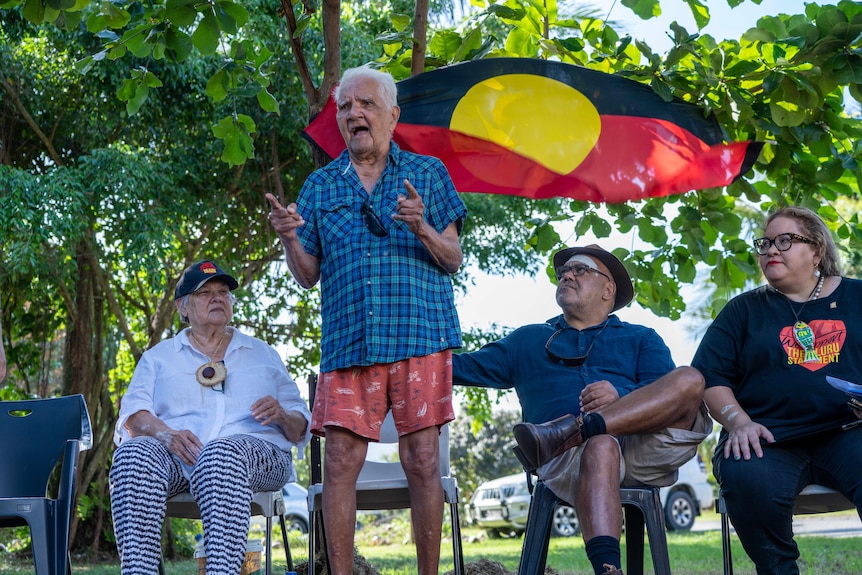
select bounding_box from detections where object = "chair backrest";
[0,395,92,497]
[356,412,451,488]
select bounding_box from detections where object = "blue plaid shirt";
[296,143,467,372]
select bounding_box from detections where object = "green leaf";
[682,0,710,29]
[212,115,255,166]
[164,28,193,61]
[127,84,149,115]
[621,0,660,20]
[429,30,464,62]
[74,55,94,74]
[165,0,197,28]
[205,69,230,102]
[390,13,410,33]
[218,1,249,29]
[486,4,524,21]
[143,71,162,89]
[100,0,130,29]
[650,77,674,102]
[192,10,220,55]
[257,89,280,114]
[21,0,46,23]
[45,0,75,10]
[294,12,312,37]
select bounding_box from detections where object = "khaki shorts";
[539,402,712,506]
[311,350,455,440]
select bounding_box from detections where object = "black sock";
[580,412,607,440]
[585,535,621,575]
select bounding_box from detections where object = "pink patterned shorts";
[311,350,455,440]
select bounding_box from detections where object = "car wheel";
[664,490,696,531]
[285,515,309,534]
[551,504,580,537]
[485,528,503,539]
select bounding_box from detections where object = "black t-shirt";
[693,277,861,443]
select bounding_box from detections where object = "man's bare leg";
[322,427,368,575]
[576,435,623,541]
[515,367,704,469]
[400,426,443,575]
[600,366,703,435]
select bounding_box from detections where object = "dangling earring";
[814,266,821,278]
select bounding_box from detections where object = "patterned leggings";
[109,434,292,575]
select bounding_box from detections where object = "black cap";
[174,260,239,300]
[552,244,634,311]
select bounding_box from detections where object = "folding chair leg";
[719,494,734,575]
[449,500,465,575]
[279,513,293,571]
[265,516,273,575]
[623,504,645,575]
[518,482,558,575]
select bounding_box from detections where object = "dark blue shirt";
[452,314,675,424]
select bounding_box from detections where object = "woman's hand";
[155,429,204,466]
[723,420,774,461]
[251,396,308,443]
[125,410,203,466]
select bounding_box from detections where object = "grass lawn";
[2,510,860,575]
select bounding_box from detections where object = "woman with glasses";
[109,260,311,575]
[693,206,862,575]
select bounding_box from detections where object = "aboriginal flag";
[303,58,761,204]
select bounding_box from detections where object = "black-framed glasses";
[361,197,388,237]
[752,232,815,256]
[555,263,611,282]
[544,321,609,367]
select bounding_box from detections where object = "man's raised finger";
[403,179,420,198]
[265,193,284,211]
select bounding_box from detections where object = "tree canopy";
[2,0,862,554]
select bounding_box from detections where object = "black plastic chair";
[719,484,856,575]
[0,395,92,575]
[518,477,671,575]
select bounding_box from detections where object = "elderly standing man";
[453,245,711,575]
[266,65,467,575]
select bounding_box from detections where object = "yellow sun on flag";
[450,74,602,175]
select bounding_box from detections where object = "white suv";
[466,455,714,537]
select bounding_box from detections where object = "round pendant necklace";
[787,274,825,364]
[190,330,228,388]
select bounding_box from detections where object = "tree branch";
[0,72,64,167]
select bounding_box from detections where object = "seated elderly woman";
[109,260,311,575]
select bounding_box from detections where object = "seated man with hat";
[453,245,710,575]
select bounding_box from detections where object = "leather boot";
[512,413,583,470]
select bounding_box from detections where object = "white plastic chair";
[307,411,464,575]
[719,484,856,575]
[159,490,292,575]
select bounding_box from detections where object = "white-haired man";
[266,66,467,575]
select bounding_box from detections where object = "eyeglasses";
[193,287,231,301]
[361,197,388,237]
[555,263,611,282]
[752,233,815,256]
[544,321,609,367]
